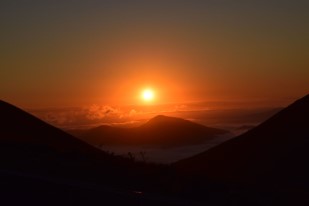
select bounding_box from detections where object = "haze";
[1,1,308,108]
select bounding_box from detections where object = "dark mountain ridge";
[0,100,178,205]
[2,94,309,205]
[173,94,309,204]
[74,115,228,147]
[0,100,102,153]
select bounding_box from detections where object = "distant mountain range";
[0,100,180,205]
[70,115,229,147]
[1,94,309,205]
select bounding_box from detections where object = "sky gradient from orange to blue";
[1,0,308,108]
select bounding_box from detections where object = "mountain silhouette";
[0,100,187,205]
[3,95,309,205]
[0,100,106,153]
[0,99,149,177]
[74,115,228,147]
[173,94,309,204]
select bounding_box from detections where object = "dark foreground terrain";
[1,94,309,205]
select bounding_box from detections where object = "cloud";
[86,104,121,120]
[29,104,142,129]
[174,104,187,111]
[29,103,199,129]
[129,109,137,117]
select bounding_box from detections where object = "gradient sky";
[1,0,308,108]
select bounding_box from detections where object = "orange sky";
[1,1,308,108]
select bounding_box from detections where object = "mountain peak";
[151,115,180,121]
[143,115,191,126]
[78,115,229,147]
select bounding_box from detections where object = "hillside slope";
[76,115,228,147]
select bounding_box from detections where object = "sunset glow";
[0,1,308,108]
[142,89,155,102]
[1,1,309,205]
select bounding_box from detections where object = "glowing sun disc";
[142,89,154,101]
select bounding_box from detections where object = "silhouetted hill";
[0,100,105,153]
[0,100,190,205]
[74,115,228,147]
[0,99,149,172]
[234,124,255,131]
[173,94,309,205]
[3,95,308,205]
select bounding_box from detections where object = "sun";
[141,89,155,102]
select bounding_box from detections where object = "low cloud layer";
[29,104,143,129]
[27,101,280,132]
